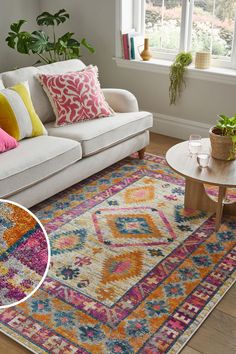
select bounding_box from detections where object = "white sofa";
[0,59,153,208]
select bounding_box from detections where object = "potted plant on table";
[209,114,236,160]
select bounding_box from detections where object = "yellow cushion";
[0,81,47,141]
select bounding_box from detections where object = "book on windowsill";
[121,33,130,60]
[121,32,143,60]
[132,34,144,60]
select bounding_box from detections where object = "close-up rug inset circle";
[0,199,50,308]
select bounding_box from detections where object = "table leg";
[215,186,226,231]
[184,178,216,213]
[184,180,233,231]
[224,202,236,216]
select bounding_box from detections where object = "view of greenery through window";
[146,0,236,59]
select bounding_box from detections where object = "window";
[145,0,236,67]
[146,0,183,56]
[191,1,235,59]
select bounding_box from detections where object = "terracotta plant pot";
[209,127,236,161]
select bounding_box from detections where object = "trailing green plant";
[216,114,236,158]
[169,52,192,105]
[6,9,95,65]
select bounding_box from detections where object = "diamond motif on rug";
[115,216,152,235]
[92,206,176,247]
[101,250,143,284]
[125,185,155,203]
[51,228,87,255]
[164,282,184,298]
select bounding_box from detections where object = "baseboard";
[150,113,211,140]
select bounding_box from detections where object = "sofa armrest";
[102,88,139,113]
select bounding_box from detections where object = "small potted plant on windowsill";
[209,114,236,161]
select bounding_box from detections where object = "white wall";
[0,0,40,71]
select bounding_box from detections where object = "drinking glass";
[189,135,202,155]
[197,153,210,168]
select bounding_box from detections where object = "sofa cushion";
[38,66,114,127]
[0,128,18,153]
[1,67,54,124]
[0,81,47,141]
[38,59,86,75]
[46,111,153,157]
[0,136,82,198]
[1,60,86,124]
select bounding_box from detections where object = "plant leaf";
[81,38,95,53]
[10,20,27,33]
[37,9,69,26]
[55,33,81,57]
[16,32,32,54]
[36,12,56,26]
[54,9,69,25]
[58,32,74,42]
[30,30,49,53]
[6,21,30,52]
[6,34,17,49]
[46,42,55,51]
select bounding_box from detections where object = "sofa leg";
[138,148,146,160]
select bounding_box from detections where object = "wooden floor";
[0,132,235,354]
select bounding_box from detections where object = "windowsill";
[114,57,236,85]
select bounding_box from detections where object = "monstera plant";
[6,9,95,65]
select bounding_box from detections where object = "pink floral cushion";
[38,66,114,127]
[0,128,18,153]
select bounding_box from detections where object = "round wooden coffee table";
[166,138,236,230]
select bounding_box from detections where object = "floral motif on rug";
[0,201,49,307]
[0,154,235,353]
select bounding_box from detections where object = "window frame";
[126,0,236,70]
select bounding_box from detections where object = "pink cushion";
[0,128,18,153]
[38,66,114,127]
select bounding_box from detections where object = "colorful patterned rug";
[0,201,49,307]
[0,154,235,353]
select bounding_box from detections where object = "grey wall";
[39,0,114,69]
[0,0,40,71]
